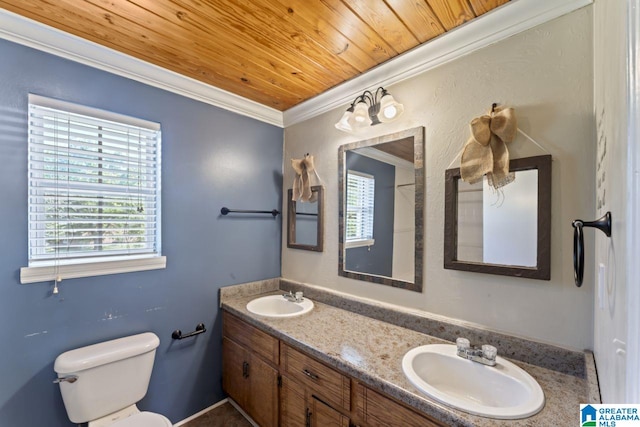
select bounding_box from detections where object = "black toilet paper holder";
[572,212,611,287]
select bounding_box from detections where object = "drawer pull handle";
[302,369,319,380]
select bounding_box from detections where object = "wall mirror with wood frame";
[287,186,324,252]
[338,127,424,292]
[444,154,552,279]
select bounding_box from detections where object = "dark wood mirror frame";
[338,127,424,292]
[444,154,552,280]
[287,185,324,252]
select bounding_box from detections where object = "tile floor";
[182,402,252,427]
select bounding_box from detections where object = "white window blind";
[27,95,162,266]
[346,170,375,244]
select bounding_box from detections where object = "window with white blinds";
[346,170,375,246]
[27,95,162,267]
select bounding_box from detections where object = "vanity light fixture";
[334,87,404,132]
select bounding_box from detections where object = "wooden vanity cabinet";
[354,383,444,427]
[223,312,443,427]
[222,313,279,427]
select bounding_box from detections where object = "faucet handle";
[295,291,304,301]
[482,344,497,361]
[456,337,470,352]
[282,290,294,300]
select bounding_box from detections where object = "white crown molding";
[283,0,593,127]
[0,9,283,127]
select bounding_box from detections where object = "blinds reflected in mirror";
[346,170,375,246]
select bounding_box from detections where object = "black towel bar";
[221,207,280,217]
[172,323,206,340]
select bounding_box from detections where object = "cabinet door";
[355,383,443,427]
[247,353,278,427]
[222,337,249,409]
[280,375,307,427]
[309,396,349,427]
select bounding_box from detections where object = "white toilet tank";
[54,332,160,424]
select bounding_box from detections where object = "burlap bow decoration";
[291,153,321,202]
[460,106,517,189]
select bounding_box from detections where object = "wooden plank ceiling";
[0,0,509,111]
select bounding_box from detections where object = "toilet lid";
[110,412,171,427]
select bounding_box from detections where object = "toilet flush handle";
[53,375,78,384]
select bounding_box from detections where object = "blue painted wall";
[0,39,283,426]
[345,151,394,277]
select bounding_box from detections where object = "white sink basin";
[402,344,544,419]
[246,294,314,318]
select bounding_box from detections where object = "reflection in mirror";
[339,127,424,292]
[444,155,551,279]
[457,170,538,266]
[287,186,323,252]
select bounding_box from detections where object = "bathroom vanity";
[220,279,599,426]
[222,311,442,427]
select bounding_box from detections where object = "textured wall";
[282,7,594,350]
[0,39,282,426]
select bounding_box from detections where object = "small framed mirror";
[287,185,324,252]
[444,155,552,279]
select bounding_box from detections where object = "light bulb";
[383,105,397,119]
[378,93,404,122]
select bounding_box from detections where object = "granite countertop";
[221,288,593,427]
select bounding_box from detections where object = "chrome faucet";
[283,290,304,303]
[456,338,498,367]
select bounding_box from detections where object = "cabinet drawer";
[223,311,279,365]
[281,343,350,412]
[355,383,444,427]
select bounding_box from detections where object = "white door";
[593,0,640,403]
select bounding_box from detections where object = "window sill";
[20,255,167,284]
[345,239,375,249]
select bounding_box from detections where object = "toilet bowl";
[54,332,171,427]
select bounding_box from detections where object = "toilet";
[54,332,171,427]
